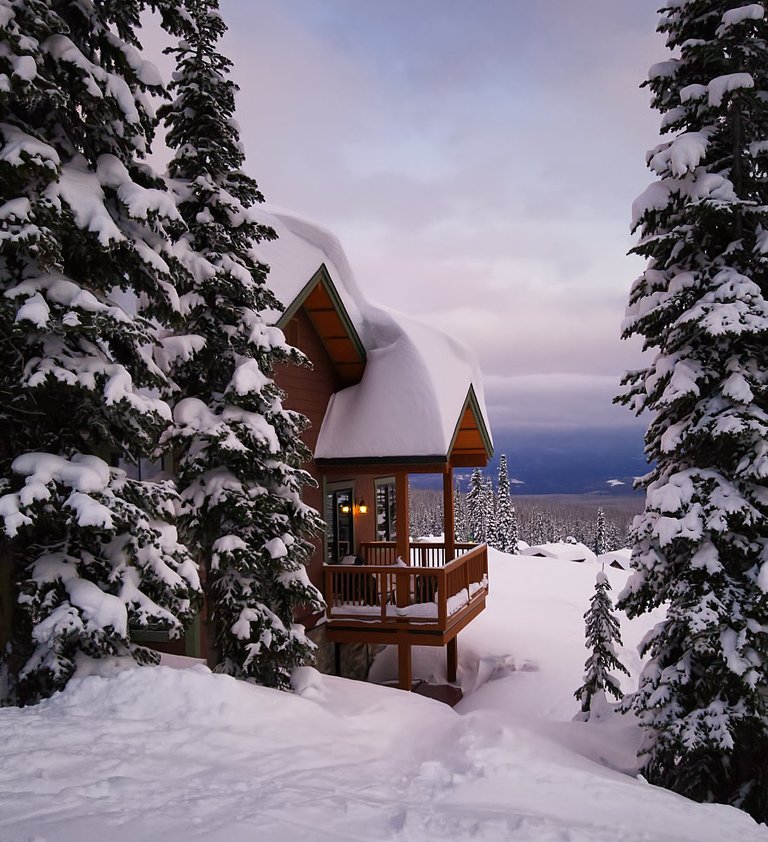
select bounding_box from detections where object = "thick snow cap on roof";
[253,205,492,461]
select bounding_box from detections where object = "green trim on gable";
[447,385,494,460]
[275,264,367,366]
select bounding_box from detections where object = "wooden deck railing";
[324,543,488,632]
[359,541,476,568]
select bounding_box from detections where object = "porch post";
[395,471,411,608]
[398,642,412,690]
[447,636,458,683]
[443,465,455,562]
[395,471,410,565]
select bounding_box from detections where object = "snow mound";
[2,552,767,841]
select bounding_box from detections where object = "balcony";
[324,542,489,689]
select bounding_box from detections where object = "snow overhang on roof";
[253,204,493,467]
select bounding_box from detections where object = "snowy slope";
[1,549,766,842]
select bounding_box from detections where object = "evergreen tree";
[617,0,768,818]
[454,480,466,542]
[530,510,547,546]
[0,0,201,704]
[575,571,629,720]
[494,454,516,553]
[481,476,495,546]
[606,520,622,553]
[594,507,608,556]
[159,0,324,690]
[509,505,520,552]
[465,468,484,543]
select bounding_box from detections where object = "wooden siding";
[274,308,338,605]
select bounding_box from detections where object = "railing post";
[324,568,333,619]
[443,467,455,562]
[437,568,447,627]
[396,569,410,608]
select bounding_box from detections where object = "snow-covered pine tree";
[481,476,495,545]
[158,0,324,690]
[617,0,768,819]
[465,468,484,543]
[454,480,466,542]
[605,520,622,553]
[0,0,202,704]
[530,510,547,546]
[509,505,520,552]
[594,507,608,556]
[494,454,515,553]
[574,571,629,720]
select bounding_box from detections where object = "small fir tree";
[494,454,516,553]
[481,476,496,546]
[159,0,324,689]
[617,0,768,819]
[594,507,608,556]
[0,0,201,704]
[465,468,484,543]
[509,505,520,552]
[575,571,629,720]
[453,480,466,542]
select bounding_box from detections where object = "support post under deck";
[398,642,412,691]
[447,637,458,683]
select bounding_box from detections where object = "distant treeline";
[410,487,642,553]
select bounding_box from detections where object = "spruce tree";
[617,0,768,818]
[594,507,608,556]
[531,510,547,546]
[159,0,324,690]
[481,476,495,546]
[0,0,201,704]
[465,468,484,543]
[575,571,629,720]
[453,480,466,542]
[509,505,520,552]
[493,454,516,553]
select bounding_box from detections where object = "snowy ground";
[2,549,767,842]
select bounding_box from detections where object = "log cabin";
[153,207,495,691]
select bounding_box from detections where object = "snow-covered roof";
[253,205,492,463]
[596,549,631,569]
[520,543,597,563]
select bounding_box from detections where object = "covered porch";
[319,450,490,691]
[324,539,488,690]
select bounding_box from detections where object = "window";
[375,478,397,541]
[325,483,354,563]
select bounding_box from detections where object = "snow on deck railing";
[360,541,475,568]
[324,543,488,630]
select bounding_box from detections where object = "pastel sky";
[146,1,666,435]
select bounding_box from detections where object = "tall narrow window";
[325,485,354,562]
[375,478,397,541]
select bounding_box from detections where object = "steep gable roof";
[277,264,365,387]
[254,205,493,465]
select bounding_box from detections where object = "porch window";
[325,484,354,563]
[375,477,397,541]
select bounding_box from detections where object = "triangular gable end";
[448,386,494,468]
[276,264,366,387]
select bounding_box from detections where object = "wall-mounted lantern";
[357,498,368,515]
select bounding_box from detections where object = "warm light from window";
[340,503,351,514]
